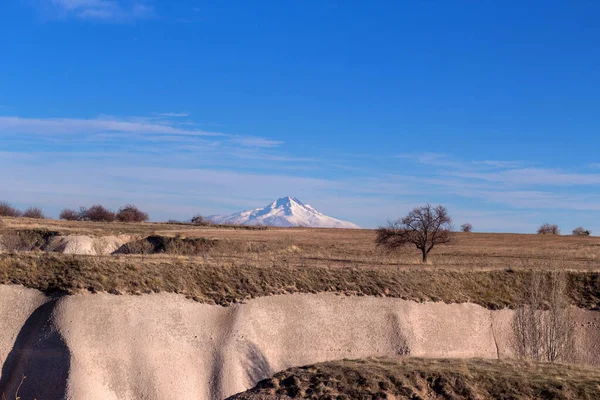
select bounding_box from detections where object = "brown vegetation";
[59,209,79,221]
[191,214,212,226]
[115,235,217,256]
[79,205,116,222]
[0,202,21,218]
[573,227,591,236]
[229,358,600,400]
[116,204,149,223]
[21,207,45,219]
[0,229,60,253]
[461,223,473,233]
[512,271,575,363]
[1,252,600,309]
[538,223,560,235]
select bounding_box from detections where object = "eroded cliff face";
[0,286,598,400]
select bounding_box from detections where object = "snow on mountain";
[208,197,360,229]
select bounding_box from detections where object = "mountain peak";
[271,196,305,208]
[209,197,360,229]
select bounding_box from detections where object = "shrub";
[59,209,79,221]
[191,214,212,226]
[461,223,473,233]
[512,271,574,363]
[116,204,149,223]
[21,207,45,219]
[537,223,560,235]
[572,227,591,236]
[80,204,116,222]
[0,201,22,217]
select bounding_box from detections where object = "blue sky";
[1,1,600,232]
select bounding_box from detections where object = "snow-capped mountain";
[208,197,360,229]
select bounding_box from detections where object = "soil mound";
[228,358,600,400]
[52,235,128,255]
[0,229,60,252]
[114,235,218,255]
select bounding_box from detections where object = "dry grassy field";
[3,216,600,270]
[1,217,600,309]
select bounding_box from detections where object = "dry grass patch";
[229,357,600,400]
[0,229,60,253]
[0,253,599,308]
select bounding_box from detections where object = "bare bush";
[461,223,473,233]
[572,227,591,236]
[116,204,149,223]
[0,201,21,217]
[59,209,79,221]
[376,204,453,264]
[512,271,575,363]
[191,214,212,226]
[91,238,106,256]
[80,205,116,222]
[537,223,560,235]
[0,232,22,253]
[21,207,45,219]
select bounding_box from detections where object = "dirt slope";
[228,358,600,400]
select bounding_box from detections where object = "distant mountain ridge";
[208,197,360,229]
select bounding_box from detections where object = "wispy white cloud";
[0,115,222,137]
[397,152,464,168]
[399,152,600,187]
[154,112,189,117]
[471,160,525,169]
[453,168,600,186]
[228,136,284,148]
[50,0,154,21]
[0,114,289,163]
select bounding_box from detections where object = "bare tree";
[80,205,116,222]
[512,271,575,363]
[59,209,79,221]
[0,201,21,217]
[376,204,453,263]
[572,227,591,236]
[537,223,560,235]
[191,214,212,226]
[0,232,23,253]
[21,207,45,219]
[461,223,473,233]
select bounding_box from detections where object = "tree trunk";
[422,249,428,263]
